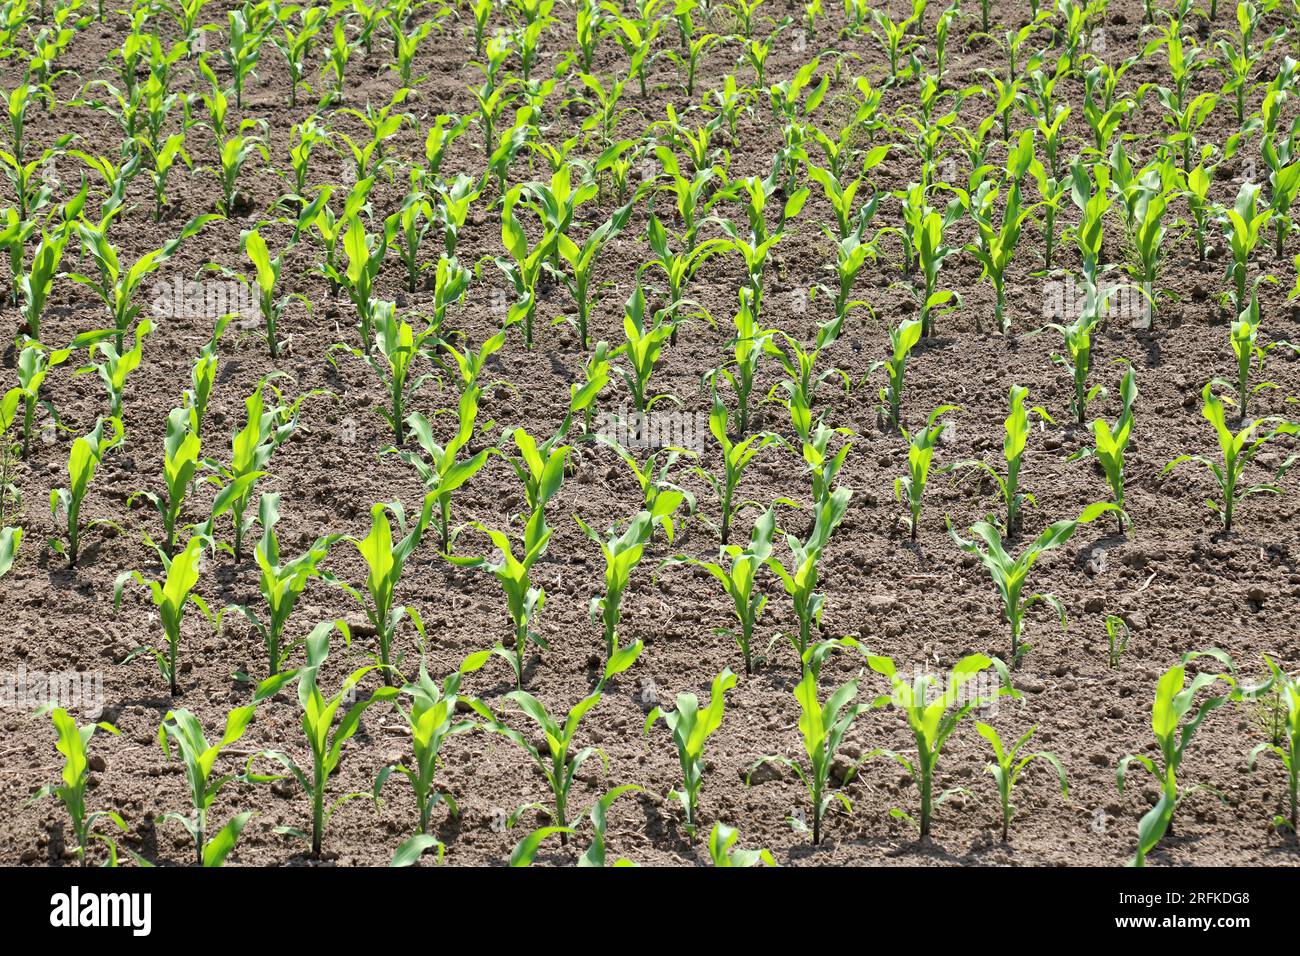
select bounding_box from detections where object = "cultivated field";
[1,0,1299,867]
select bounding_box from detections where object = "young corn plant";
[253,625,399,859]
[1129,186,1173,320]
[132,406,202,559]
[1224,181,1272,312]
[333,495,433,686]
[72,213,215,352]
[872,317,923,431]
[662,507,776,675]
[577,505,679,670]
[18,223,72,340]
[334,214,395,347]
[1118,650,1241,863]
[503,425,571,521]
[1070,365,1138,534]
[49,416,123,567]
[867,653,1016,839]
[1248,657,1299,833]
[1217,293,1281,420]
[558,198,634,351]
[489,656,641,845]
[242,228,304,360]
[206,380,300,562]
[696,400,775,547]
[447,509,551,690]
[952,384,1053,536]
[896,405,958,541]
[77,317,151,419]
[227,493,335,678]
[974,722,1068,842]
[375,650,493,854]
[0,525,20,578]
[1043,269,1106,401]
[706,287,772,438]
[496,186,556,349]
[397,397,494,555]
[29,708,124,866]
[185,316,232,439]
[613,278,677,417]
[708,823,775,866]
[965,180,1030,334]
[643,668,736,839]
[157,705,261,866]
[1104,614,1132,670]
[115,536,212,697]
[330,302,434,446]
[749,663,866,846]
[15,339,74,459]
[765,486,852,659]
[1162,382,1299,533]
[948,502,1117,668]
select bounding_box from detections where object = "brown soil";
[2,0,1299,867]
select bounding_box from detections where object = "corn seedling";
[49,416,123,567]
[749,662,866,845]
[29,708,124,866]
[241,227,305,359]
[75,318,152,423]
[577,506,677,667]
[975,722,1067,841]
[1118,649,1240,861]
[559,196,634,350]
[1070,364,1137,533]
[72,212,215,352]
[1105,613,1131,670]
[965,179,1030,334]
[708,822,775,866]
[448,509,551,689]
[157,705,262,865]
[375,649,493,845]
[15,338,76,459]
[116,536,213,696]
[873,317,923,431]
[1248,657,1299,832]
[397,397,493,554]
[253,624,399,858]
[496,185,557,349]
[1224,181,1272,312]
[488,660,640,844]
[613,278,678,416]
[1162,382,1299,532]
[948,502,1116,668]
[131,406,201,559]
[0,524,20,577]
[896,405,958,541]
[227,493,336,678]
[705,288,773,439]
[696,399,775,547]
[952,384,1054,536]
[662,507,776,675]
[206,380,300,562]
[1216,293,1281,420]
[333,495,433,685]
[644,667,736,839]
[867,653,1016,839]
[765,486,852,659]
[18,223,71,340]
